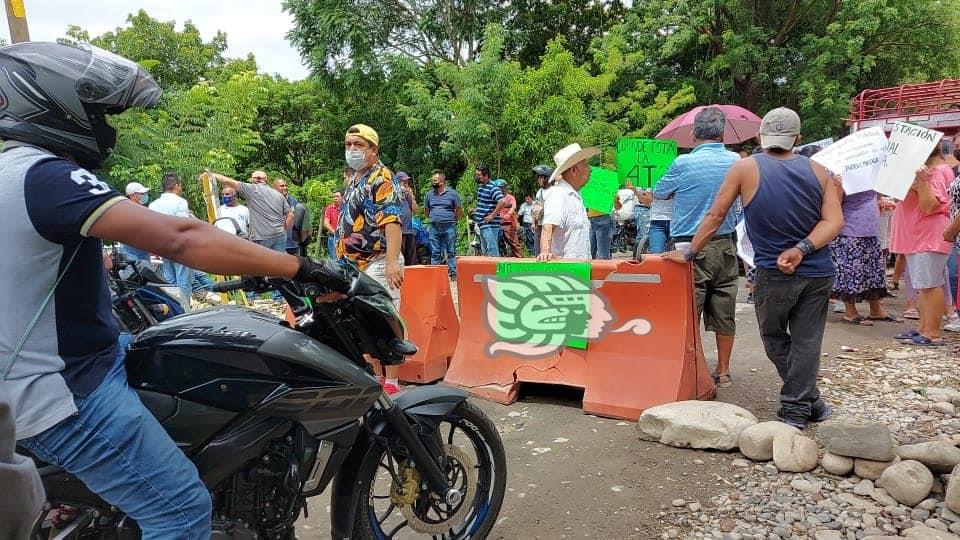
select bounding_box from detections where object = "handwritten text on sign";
[616,138,678,189]
[581,167,621,214]
[875,122,943,200]
[810,127,887,195]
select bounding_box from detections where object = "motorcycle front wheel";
[352,400,506,539]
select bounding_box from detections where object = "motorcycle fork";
[377,393,459,505]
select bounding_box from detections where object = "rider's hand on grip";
[295,257,351,294]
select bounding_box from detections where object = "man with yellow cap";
[339,123,405,394]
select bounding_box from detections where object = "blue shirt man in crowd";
[654,106,740,387]
[472,165,509,257]
[424,169,463,279]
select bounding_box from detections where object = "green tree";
[104,72,270,213]
[284,0,508,71]
[504,0,627,66]
[71,10,233,88]
[616,0,960,137]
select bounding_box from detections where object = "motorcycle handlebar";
[210,279,245,293]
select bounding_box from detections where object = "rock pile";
[645,345,960,538]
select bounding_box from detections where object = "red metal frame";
[849,79,960,133]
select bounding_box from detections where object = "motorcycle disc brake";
[400,444,479,535]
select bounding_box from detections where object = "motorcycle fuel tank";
[126,306,381,436]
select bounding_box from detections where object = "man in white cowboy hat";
[537,143,598,261]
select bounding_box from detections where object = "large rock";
[822,451,855,475]
[636,401,757,450]
[819,420,896,461]
[946,464,960,513]
[902,525,959,539]
[900,442,960,474]
[772,433,819,472]
[926,387,960,404]
[878,460,935,507]
[739,421,801,461]
[855,456,901,480]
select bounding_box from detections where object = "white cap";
[124,182,150,195]
[548,143,601,183]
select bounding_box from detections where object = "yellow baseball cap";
[345,124,379,147]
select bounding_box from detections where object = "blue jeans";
[20,341,212,539]
[648,220,671,254]
[948,244,959,305]
[255,234,288,253]
[634,206,651,254]
[522,222,535,254]
[120,244,150,262]
[589,214,614,260]
[192,271,214,293]
[327,235,337,259]
[161,259,193,311]
[429,222,458,276]
[478,226,501,257]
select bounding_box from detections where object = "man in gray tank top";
[665,107,844,429]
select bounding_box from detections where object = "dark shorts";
[693,237,739,335]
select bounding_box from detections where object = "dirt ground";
[296,282,930,539]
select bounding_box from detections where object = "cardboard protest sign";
[616,138,678,189]
[494,261,592,349]
[735,220,754,268]
[810,127,888,194]
[581,167,620,214]
[875,122,943,200]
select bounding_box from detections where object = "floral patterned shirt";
[950,174,960,248]
[336,161,402,270]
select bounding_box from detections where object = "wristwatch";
[794,238,815,256]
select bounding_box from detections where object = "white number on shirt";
[70,169,111,196]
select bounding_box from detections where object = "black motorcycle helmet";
[532,164,553,178]
[0,41,161,170]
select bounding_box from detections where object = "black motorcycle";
[28,263,507,539]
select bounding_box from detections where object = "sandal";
[712,373,733,388]
[842,316,874,326]
[903,308,920,320]
[902,334,946,347]
[894,329,920,340]
[868,314,903,323]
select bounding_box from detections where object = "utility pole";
[4,0,28,43]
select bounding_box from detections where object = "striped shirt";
[473,182,505,229]
[653,142,740,237]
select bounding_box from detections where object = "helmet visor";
[76,44,161,110]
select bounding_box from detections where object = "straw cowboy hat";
[549,143,601,183]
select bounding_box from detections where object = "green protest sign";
[616,138,678,189]
[492,261,592,350]
[580,167,620,214]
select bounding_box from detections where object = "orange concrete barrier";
[443,256,716,421]
[285,265,459,383]
[396,265,461,383]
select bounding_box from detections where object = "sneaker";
[778,415,806,430]
[809,401,833,423]
[945,321,960,333]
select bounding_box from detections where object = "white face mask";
[345,149,366,170]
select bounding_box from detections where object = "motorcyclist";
[0,42,340,538]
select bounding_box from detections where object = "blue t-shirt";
[654,143,740,237]
[424,187,462,225]
[473,182,505,229]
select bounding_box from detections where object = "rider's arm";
[90,200,300,278]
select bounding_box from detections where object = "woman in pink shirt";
[890,149,954,345]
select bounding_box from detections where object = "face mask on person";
[345,149,367,170]
[222,195,235,205]
[138,194,149,205]
[953,148,960,161]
